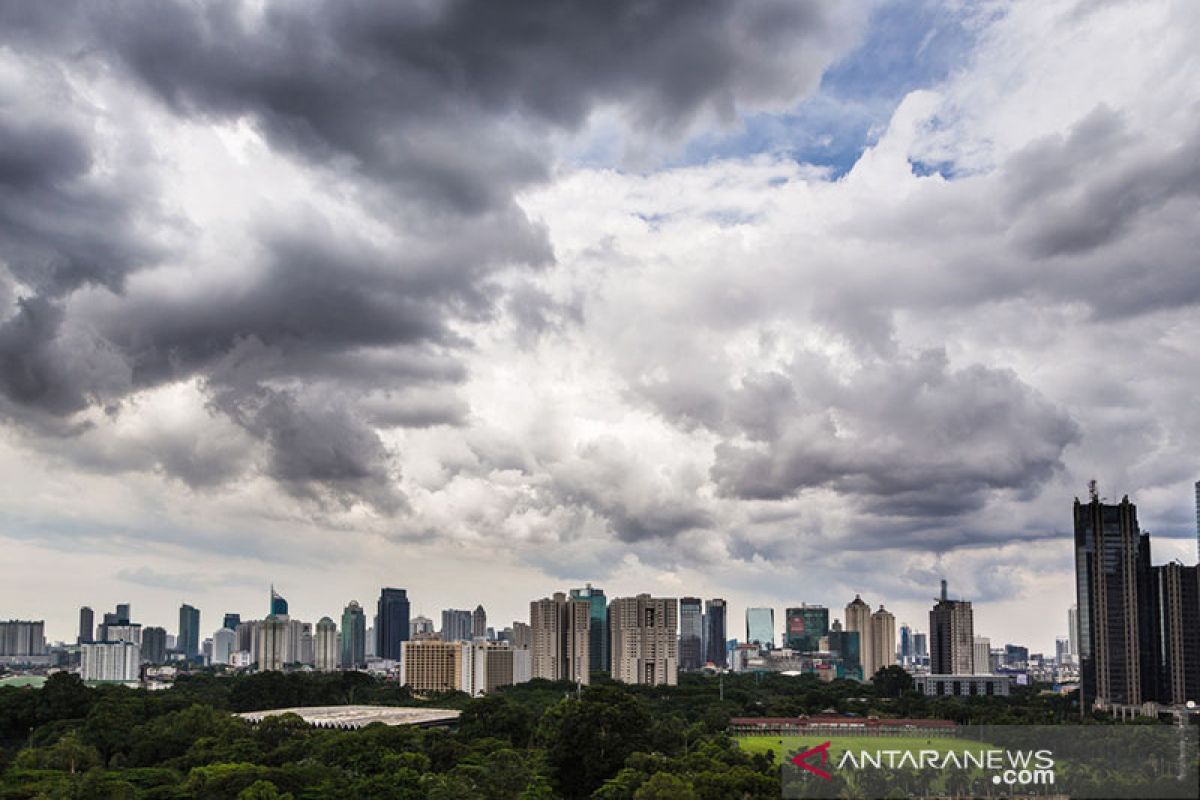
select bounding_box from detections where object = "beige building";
[868,605,896,679]
[470,642,532,697]
[257,615,289,672]
[930,589,975,675]
[315,617,338,672]
[401,639,471,694]
[844,595,872,680]
[609,594,678,686]
[973,636,992,675]
[511,621,531,650]
[530,593,591,684]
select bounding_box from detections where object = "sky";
[1,0,1198,655]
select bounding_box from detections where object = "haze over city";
[2,0,1199,655]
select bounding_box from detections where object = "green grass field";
[734,734,991,763]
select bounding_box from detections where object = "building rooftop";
[236,705,461,729]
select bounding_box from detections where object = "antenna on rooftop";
[1088,480,1098,502]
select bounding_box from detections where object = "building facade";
[786,605,829,653]
[530,592,591,684]
[400,639,470,694]
[867,605,896,679]
[314,617,338,672]
[179,604,200,659]
[610,594,678,686]
[472,605,487,639]
[678,597,703,670]
[81,641,140,682]
[973,636,992,675]
[570,584,609,674]
[930,582,974,675]
[340,602,367,669]
[440,609,473,642]
[258,615,289,672]
[745,607,774,649]
[377,588,410,662]
[705,598,727,668]
[78,607,94,645]
[0,620,45,662]
[1151,562,1200,705]
[142,626,167,664]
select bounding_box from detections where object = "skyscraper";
[258,615,289,671]
[315,617,338,672]
[868,605,896,679]
[786,605,829,652]
[898,623,912,664]
[930,580,974,675]
[570,584,610,674]
[178,604,200,659]
[530,592,591,684]
[223,613,242,632]
[826,620,861,679]
[81,641,139,682]
[844,595,872,677]
[472,605,487,639]
[340,601,366,669]
[1074,493,1155,712]
[745,607,774,649]
[1150,562,1199,706]
[440,609,473,641]
[705,598,727,668]
[610,594,678,686]
[410,616,435,638]
[678,597,703,670]
[913,632,928,661]
[1067,605,1079,658]
[270,587,288,616]
[212,627,236,665]
[1195,480,1199,562]
[78,607,93,645]
[377,588,410,661]
[142,626,167,665]
[974,636,992,675]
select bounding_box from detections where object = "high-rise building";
[679,598,703,670]
[898,624,912,663]
[867,606,896,679]
[530,592,591,684]
[786,605,829,653]
[705,599,727,668]
[1074,493,1156,712]
[844,595,873,676]
[1195,480,1199,562]
[377,588,410,662]
[235,620,260,663]
[104,623,142,646]
[178,604,200,659]
[401,639,471,694]
[1067,605,1079,657]
[470,642,532,696]
[0,621,46,659]
[213,627,236,665]
[974,636,992,675]
[1150,562,1199,706]
[610,594,678,686]
[340,601,367,669]
[511,621,531,650]
[115,604,131,624]
[78,607,94,645]
[142,626,167,664]
[440,609,473,642]
[1055,637,1070,665]
[913,632,928,660]
[315,617,338,672]
[826,620,861,679]
[471,605,487,639]
[258,615,289,672]
[223,613,242,632]
[745,607,774,649]
[410,615,434,638]
[81,641,139,682]
[270,587,289,616]
[570,584,609,674]
[930,580,974,675]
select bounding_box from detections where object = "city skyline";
[1,1,1199,661]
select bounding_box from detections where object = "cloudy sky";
[2,0,1198,653]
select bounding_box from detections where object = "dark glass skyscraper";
[142,626,167,664]
[341,601,367,668]
[570,584,609,673]
[78,607,93,645]
[679,597,703,670]
[1151,562,1199,706]
[377,588,410,661]
[223,613,241,631]
[705,598,727,668]
[178,604,200,659]
[1074,494,1156,713]
[270,587,289,616]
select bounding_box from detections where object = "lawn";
[734,734,991,762]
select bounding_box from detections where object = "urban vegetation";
[0,668,1104,799]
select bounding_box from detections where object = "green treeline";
[0,667,1084,799]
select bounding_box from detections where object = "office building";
[1074,493,1155,711]
[705,599,727,668]
[142,626,167,664]
[1055,637,1070,665]
[270,587,289,616]
[212,627,235,665]
[1151,562,1200,705]
[223,613,241,632]
[315,617,338,672]
[867,605,896,679]
[236,620,260,663]
[530,592,591,684]
[570,584,609,673]
[913,632,928,660]
[898,624,912,664]
[1195,480,1199,561]
[745,607,774,649]
[81,641,140,682]
[1067,605,1078,657]
[78,607,94,645]
[470,641,532,697]
[610,594,678,686]
[258,615,289,672]
[179,604,200,659]
[913,673,1012,698]
[341,601,367,669]
[974,636,992,675]
[440,609,473,642]
[786,604,829,653]
[400,639,470,694]
[410,615,434,638]
[844,595,873,677]
[511,621,531,650]
[1004,643,1029,668]
[471,605,487,639]
[930,580,974,675]
[0,620,46,661]
[826,619,861,679]
[679,597,703,670]
[377,588,410,661]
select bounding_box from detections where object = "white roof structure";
[236,705,460,729]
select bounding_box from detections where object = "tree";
[238,779,295,799]
[871,665,913,698]
[633,772,697,800]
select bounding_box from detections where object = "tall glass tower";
[569,584,609,674]
[178,603,200,658]
[745,607,774,649]
[377,588,410,661]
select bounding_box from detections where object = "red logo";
[791,740,832,780]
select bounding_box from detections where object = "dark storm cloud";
[0,0,854,512]
[701,349,1080,521]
